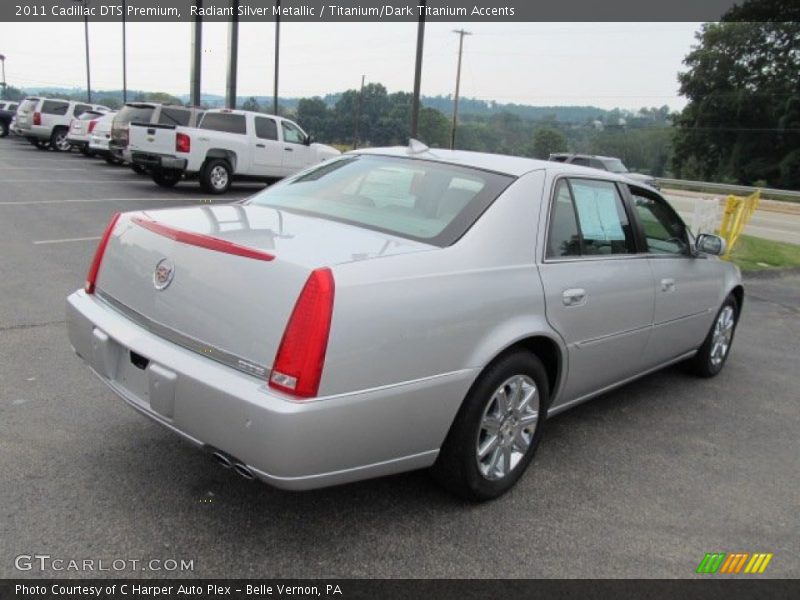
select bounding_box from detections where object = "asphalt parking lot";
[1,136,798,579]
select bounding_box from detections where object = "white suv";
[15,97,110,151]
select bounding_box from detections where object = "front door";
[279,120,314,175]
[539,177,655,406]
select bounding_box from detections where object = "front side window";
[632,191,689,255]
[281,121,306,144]
[199,112,247,135]
[246,155,512,246]
[546,178,636,258]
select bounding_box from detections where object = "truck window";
[200,113,247,135]
[159,107,191,126]
[116,105,156,125]
[74,104,92,117]
[281,121,306,144]
[255,117,278,141]
[42,100,69,116]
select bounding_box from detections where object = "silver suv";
[15,97,110,151]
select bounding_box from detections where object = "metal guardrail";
[656,178,800,202]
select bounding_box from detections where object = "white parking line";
[33,236,101,245]
[0,197,200,206]
[0,167,91,171]
[1,179,139,184]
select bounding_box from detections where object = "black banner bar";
[3,0,751,23]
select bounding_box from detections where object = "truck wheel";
[0,121,8,137]
[34,140,50,150]
[200,159,232,194]
[50,128,71,152]
[104,155,123,166]
[152,170,181,188]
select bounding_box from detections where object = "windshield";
[115,105,155,125]
[246,155,513,246]
[603,158,629,173]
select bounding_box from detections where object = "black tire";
[131,164,147,175]
[34,140,50,150]
[199,158,232,195]
[152,170,181,188]
[80,147,94,157]
[432,351,550,501]
[0,121,8,138]
[104,154,124,166]
[685,295,739,378]
[50,128,71,152]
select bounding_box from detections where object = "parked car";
[110,102,205,169]
[549,153,660,189]
[0,103,17,137]
[15,97,109,151]
[66,144,741,500]
[88,112,118,163]
[128,108,341,193]
[66,110,107,155]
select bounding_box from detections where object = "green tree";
[530,127,567,159]
[241,96,261,112]
[296,97,330,140]
[673,1,800,187]
[144,91,183,106]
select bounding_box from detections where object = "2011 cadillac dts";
[66,144,743,500]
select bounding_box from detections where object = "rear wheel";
[104,154,124,166]
[432,351,549,501]
[0,121,8,137]
[34,140,50,150]
[131,164,147,175]
[50,128,71,152]
[685,295,739,377]
[152,170,181,188]
[200,159,232,195]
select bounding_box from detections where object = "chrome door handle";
[562,288,587,306]
[284,147,293,152]
[661,278,676,292]
[256,143,265,148]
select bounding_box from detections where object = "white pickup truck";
[128,109,340,193]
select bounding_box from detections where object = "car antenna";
[407,138,432,156]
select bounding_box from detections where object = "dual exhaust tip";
[211,449,255,481]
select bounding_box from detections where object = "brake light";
[33,112,41,125]
[88,119,98,133]
[176,132,191,153]
[85,212,121,294]
[269,269,335,398]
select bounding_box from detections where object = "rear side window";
[247,155,513,247]
[74,104,92,117]
[42,100,69,116]
[200,113,247,134]
[116,105,156,125]
[547,178,636,257]
[8,103,18,111]
[255,117,278,140]
[158,107,191,126]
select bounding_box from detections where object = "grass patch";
[727,234,800,272]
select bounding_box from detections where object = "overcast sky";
[0,22,701,110]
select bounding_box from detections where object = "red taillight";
[176,132,191,153]
[85,212,121,294]
[88,119,98,133]
[269,269,335,398]
[33,112,41,125]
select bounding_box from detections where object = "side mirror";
[304,134,314,146]
[695,233,726,256]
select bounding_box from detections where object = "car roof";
[551,152,621,161]
[350,146,635,182]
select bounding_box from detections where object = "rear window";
[20,98,40,112]
[200,113,247,135]
[158,107,191,126]
[247,155,514,246]
[78,111,103,120]
[42,100,69,116]
[116,104,156,125]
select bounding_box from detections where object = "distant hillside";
[20,86,611,123]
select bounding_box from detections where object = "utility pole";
[450,28,471,150]
[0,54,6,100]
[410,0,426,139]
[122,0,127,103]
[190,0,203,107]
[353,75,365,150]
[273,0,280,115]
[225,0,239,109]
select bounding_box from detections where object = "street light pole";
[450,28,471,150]
[122,0,127,103]
[73,0,92,102]
[410,0,426,139]
[273,0,280,115]
[0,54,6,100]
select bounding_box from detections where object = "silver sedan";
[66,144,742,500]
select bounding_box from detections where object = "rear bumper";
[130,151,187,171]
[89,136,111,152]
[66,290,471,490]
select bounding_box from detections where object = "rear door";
[627,186,723,366]
[40,99,70,132]
[539,177,655,406]
[252,115,284,176]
